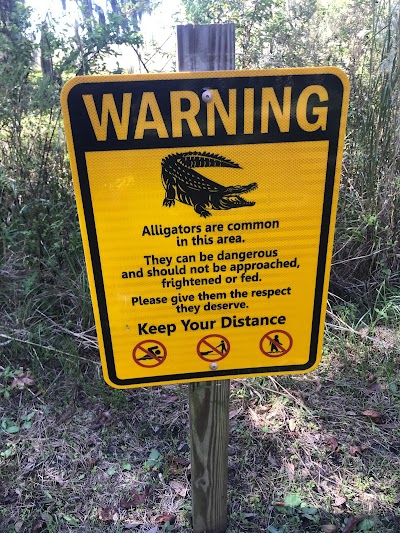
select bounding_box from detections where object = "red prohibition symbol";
[260,330,293,358]
[132,339,167,368]
[197,334,230,362]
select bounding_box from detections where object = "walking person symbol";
[216,339,227,354]
[270,334,283,354]
[260,329,293,358]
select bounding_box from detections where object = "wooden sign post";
[177,24,235,533]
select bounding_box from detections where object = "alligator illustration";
[161,151,257,217]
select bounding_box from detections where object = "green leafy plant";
[358,518,376,531]
[274,493,320,524]
[144,448,163,470]
[0,442,16,459]
[20,412,35,429]
[1,418,20,434]
[0,367,20,399]
[0,412,35,434]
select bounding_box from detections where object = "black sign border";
[64,71,346,387]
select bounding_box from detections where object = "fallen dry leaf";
[366,382,381,394]
[123,521,144,529]
[285,461,295,482]
[177,441,188,452]
[229,407,243,419]
[333,496,346,507]
[120,487,150,509]
[349,445,362,456]
[57,405,76,424]
[170,480,187,498]
[14,521,24,533]
[248,407,261,425]
[31,519,46,532]
[11,370,34,390]
[288,418,296,432]
[160,395,178,404]
[321,525,338,533]
[168,455,190,475]
[342,515,365,532]
[326,436,339,452]
[98,507,118,522]
[257,404,271,413]
[380,421,398,429]
[362,409,382,423]
[168,455,189,467]
[154,513,175,525]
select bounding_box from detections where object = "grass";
[0,313,399,532]
[0,161,399,533]
[1,2,400,531]
[332,1,400,302]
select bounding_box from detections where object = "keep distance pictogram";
[197,334,230,362]
[133,340,167,368]
[260,330,293,358]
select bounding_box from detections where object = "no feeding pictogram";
[260,330,293,358]
[133,340,167,368]
[197,334,230,362]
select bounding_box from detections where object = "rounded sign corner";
[302,353,323,375]
[101,368,127,390]
[61,75,109,107]
[326,66,350,94]
[60,77,83,106]
[62,68,348,389]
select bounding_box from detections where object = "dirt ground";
[1,325,400,532]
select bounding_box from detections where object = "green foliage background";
[0,2,400,531]
[183,0,400,300]
[1,0,399,369]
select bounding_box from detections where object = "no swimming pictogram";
[133,339,167,368]
[197,334,230,362]
[260,330,293,358]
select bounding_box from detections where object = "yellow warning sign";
[61,67,349,388]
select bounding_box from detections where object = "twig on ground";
[36,310,98,349]
[0,333,98,364]
[326,310,393,347]
[268,377,314,415]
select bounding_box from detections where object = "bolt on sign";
[61,67,349,389]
